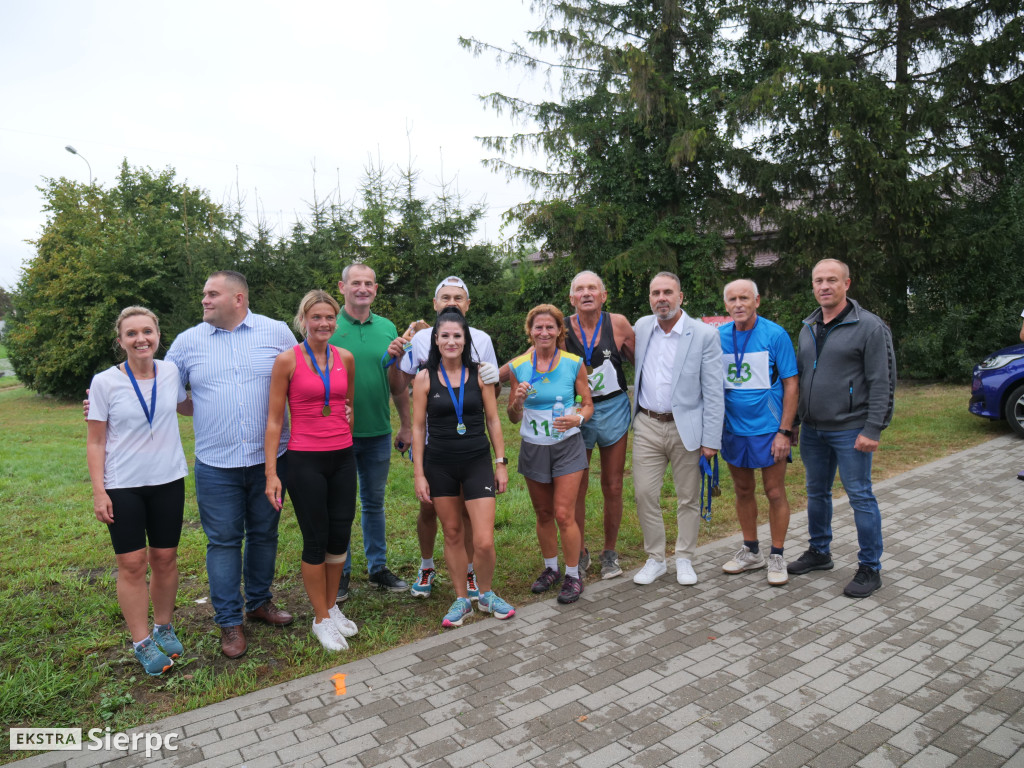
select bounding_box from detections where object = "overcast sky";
[0,1,551,289]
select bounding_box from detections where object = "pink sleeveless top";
[287,344,353,452]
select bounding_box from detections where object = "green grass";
[0,380,1008,760]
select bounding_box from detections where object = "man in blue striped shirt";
[166,271,297,659]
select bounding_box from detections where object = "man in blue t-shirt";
[718,279,799,586]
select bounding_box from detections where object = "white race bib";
[587,358,622,397]
[723,350,771,390]
[520,407,578,445]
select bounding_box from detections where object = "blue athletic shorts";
[721,430,791,470]
[580,392,631,450]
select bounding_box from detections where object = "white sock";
[544,556,558,571]
[565,565,580,579]
[421,558,435,570]
[133,636,150,651]
[466,563,474,574]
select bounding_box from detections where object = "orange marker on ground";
[332,673,347,696]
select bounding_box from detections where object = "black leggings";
[286,448,357,565]
[106,478,185,555]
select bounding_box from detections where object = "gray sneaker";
[599,550,623,579]
[579,548,591,574]
[766,553,789,586]
[722,545,766,574]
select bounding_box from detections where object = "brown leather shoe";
[245,601,293,627]
[221,625,247,658]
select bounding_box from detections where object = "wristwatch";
[494,457,508,465]
[777,428,794,438]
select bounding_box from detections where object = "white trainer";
[328,604,359,637]
[722,545,766,573]
[312,618,349,651]
[676,558,698,585]
[633,558,667,585]
[766,553,789,586]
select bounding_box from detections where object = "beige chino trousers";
[632,411,702,562]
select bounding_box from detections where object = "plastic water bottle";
[552,396,565,438]
[573,395,583,427]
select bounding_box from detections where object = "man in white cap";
[389,276,501,600]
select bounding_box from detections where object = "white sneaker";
[328,604,359,637]
[722,545,766,574]
[766,554,789,586]
[676,558,698,585]
[633,558,667,585]
[312,618,348,651]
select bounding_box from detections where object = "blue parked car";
[970,343,1024,437]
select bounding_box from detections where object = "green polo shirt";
[330,308,398,438]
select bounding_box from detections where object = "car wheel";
[1004,383,1024,438]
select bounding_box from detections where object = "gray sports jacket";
[796,299,896,441]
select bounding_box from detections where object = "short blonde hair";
[293,290,340,335]
[524,304,566,348]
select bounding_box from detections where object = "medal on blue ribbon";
[528,349,557,397]
[304,340,332,416]
[730,317,757,386]
[124,361,157,437]
[574,313,603,375]
[440,365,467,435]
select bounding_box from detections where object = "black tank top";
[565,311,628,403]
[425,365,490,463]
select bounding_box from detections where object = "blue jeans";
[344,435,391,575]
[800,426,883,571]
[194,455,286,627]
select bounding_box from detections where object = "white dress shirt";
[637,310,687,413]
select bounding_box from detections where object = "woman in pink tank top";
[264,290,359,652]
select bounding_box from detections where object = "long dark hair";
[426,308,476,372]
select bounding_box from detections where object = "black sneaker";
[844,564,882,598]
[369,567,409,592]
[787,547,834,575]
[336,573,350,603]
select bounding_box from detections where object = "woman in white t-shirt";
[86,307,191,676]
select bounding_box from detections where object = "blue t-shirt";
[719,317,797,436]
[510,350,583,445]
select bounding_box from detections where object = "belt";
[638,406,674,423]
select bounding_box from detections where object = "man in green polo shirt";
[330,263,409,598]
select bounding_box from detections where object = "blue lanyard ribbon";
[303,340,331,414]
[124,361,157,433]
[530,349,557,390]
[439,365,466,434]
[699,454,719,523]
[730,317,757,384]
[574,313,603,367]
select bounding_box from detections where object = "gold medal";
[322,405,331,417]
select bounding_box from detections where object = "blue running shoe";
[478,591,515,620]
[411,567,435,598]
[465,570,480,602]
[153,624,183,659]
[134,638,173,676]
[441,597,473,628]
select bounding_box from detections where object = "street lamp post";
[64,145,93,186]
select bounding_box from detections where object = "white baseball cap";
[434,276,468,298]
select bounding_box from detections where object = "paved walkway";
[19,435,1024,768]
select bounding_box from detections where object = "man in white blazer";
[632,272,725,585]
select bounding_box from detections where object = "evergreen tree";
[732,0,1024,340]
[461,0,748,320]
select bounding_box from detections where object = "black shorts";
[424,453,496,500]
[106,478,185,555]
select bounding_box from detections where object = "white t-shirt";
[88,361,189,489]
[397,326,499,375]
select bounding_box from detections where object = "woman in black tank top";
[411,309,516,628]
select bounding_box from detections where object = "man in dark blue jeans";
[789,259,896,598]
[166,271,297,658]
[329,264,409,597]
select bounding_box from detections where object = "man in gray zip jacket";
[788,258,896,598]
